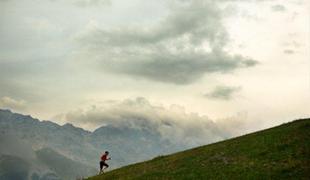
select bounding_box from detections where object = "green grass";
[88,119,310,180]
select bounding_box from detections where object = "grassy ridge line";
[88,119,310,180]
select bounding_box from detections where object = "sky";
[0,0,309,134]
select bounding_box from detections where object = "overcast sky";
[0,0,309,132]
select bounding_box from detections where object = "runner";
[99,151,111,174]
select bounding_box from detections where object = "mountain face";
[35,148,96,180]
[0,109,184,179]
[0,155,30,180]
[0,133,61,180]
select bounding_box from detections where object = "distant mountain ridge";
[0,109,186,179]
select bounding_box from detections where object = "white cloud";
[0,96,26,110]
[60,97,251,147]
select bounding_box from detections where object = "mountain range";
[0,109,188,180]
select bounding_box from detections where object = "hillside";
[88,118,310,180]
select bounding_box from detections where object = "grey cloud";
[73,0,111,7]
[107,50,257,84]
[49,0,111,7]
[271,4,286,12]
[219,0,277,2]
[282,40,302,48]
[61,97,249,147]
[204,85,241,100]
[83,0,225,48]
[284,49,295,54]
[78,0,258,84]
[217,0,277,2]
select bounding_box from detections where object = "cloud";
[73,0,111,7]
[283,49,295,54]
[0,96,26,111]
[271,4,286,12]
[49,0,111,7]
[204,85,241,100]
[77,0,258,84]
[94,50,257,84]
[60,97,249,147]
[82,0,226,48]
[282,40,302,48]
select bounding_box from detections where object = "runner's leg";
[99,161,104,174]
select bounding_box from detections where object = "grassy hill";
[88,119,310,180]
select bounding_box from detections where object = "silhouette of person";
[99,151,111,174]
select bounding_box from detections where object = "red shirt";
[101,154,108,161]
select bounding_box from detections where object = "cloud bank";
[61,97,249,147]
[78,0,257,84]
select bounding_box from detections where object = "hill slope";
[88,119,310,179]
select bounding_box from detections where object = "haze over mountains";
[0,105,301,180]
[0,107,308,180]
[0,108,237,180]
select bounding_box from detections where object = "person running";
[99,151,111,174]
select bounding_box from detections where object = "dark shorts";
[100,161,109,169]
